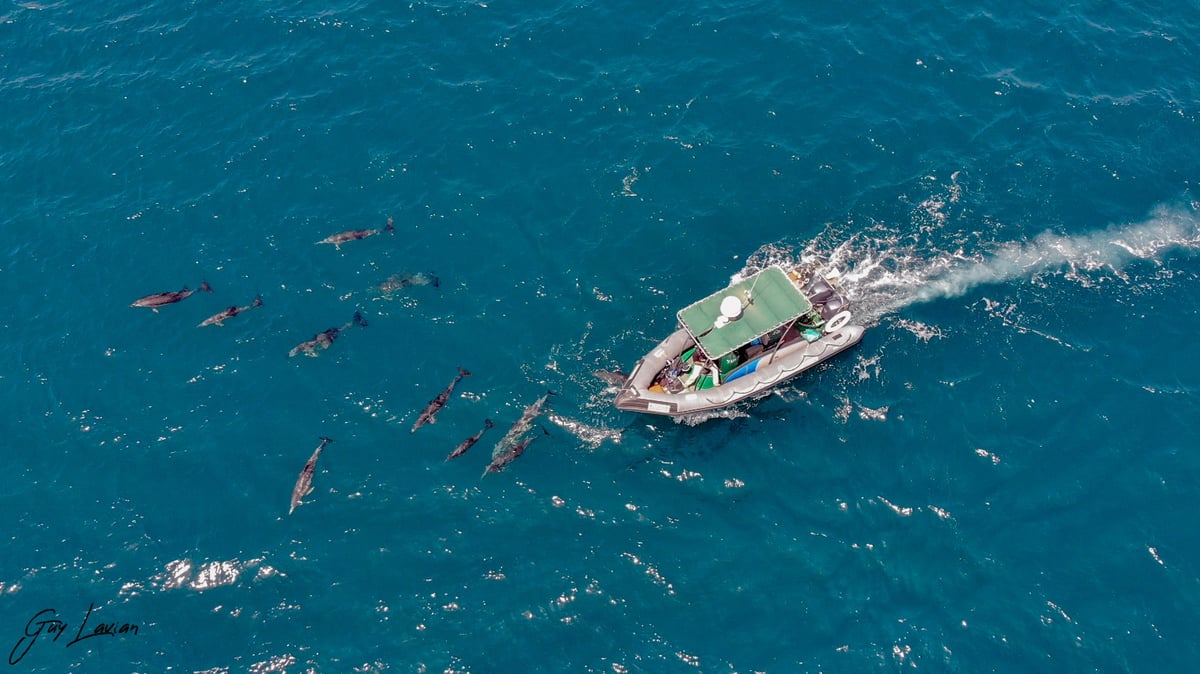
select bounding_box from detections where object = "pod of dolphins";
[129,218,558,515]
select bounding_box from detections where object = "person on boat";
[663,356,686,393]
[682,352,721,388]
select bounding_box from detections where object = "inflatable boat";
[614,265,865,417]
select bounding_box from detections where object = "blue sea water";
[3,0,1200,672]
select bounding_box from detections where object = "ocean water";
[3,0,1199,672]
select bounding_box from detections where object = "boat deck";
[677,266,813,359]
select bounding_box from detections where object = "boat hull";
[614,325,865,417]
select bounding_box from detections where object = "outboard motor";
[818,293,847,319]
[805,277,836,304]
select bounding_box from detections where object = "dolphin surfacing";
[446,418,494,462]
[316,217,395,249]
[412,367,471,432]
[290,436,332,515]
[482,391,554,477]
[490,390,554,460]
[483,426,548,476]
[199,296,263,327]
[131,281,213,311]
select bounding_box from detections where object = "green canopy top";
[677,265,814,359]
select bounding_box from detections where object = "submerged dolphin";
[198,296,263,327]
[288,312,368,357]
[592,369,628,387]
[316,217,395,249]
[446,419,494,462]
[131,281,212,311]
[289,436,332,515]
[491,390,555,461]
[483,426,548,476]
[375,272,440,294]
[412,367,471,432]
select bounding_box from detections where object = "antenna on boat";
[744,269,763,305]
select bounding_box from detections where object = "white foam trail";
[911,207,1198,304]
[546,412,623,448]
[782,203,1200,325]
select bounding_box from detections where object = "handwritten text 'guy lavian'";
[9,603,140,665]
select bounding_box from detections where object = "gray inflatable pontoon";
[614,266,865,417]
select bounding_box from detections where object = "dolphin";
[412,367,471,432]
[489,388,554,455]
[375,272,440,294]
[198,296,263,327]
[592,369,628,387]
[289,436,332,515]
[131,281,212,311]
[316,217,395,249]
[288,312,368,357]
[491,390,555,461]
[483,426,548,476]
[446,419,494,462]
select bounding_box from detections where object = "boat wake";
[742,201,1200,327]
